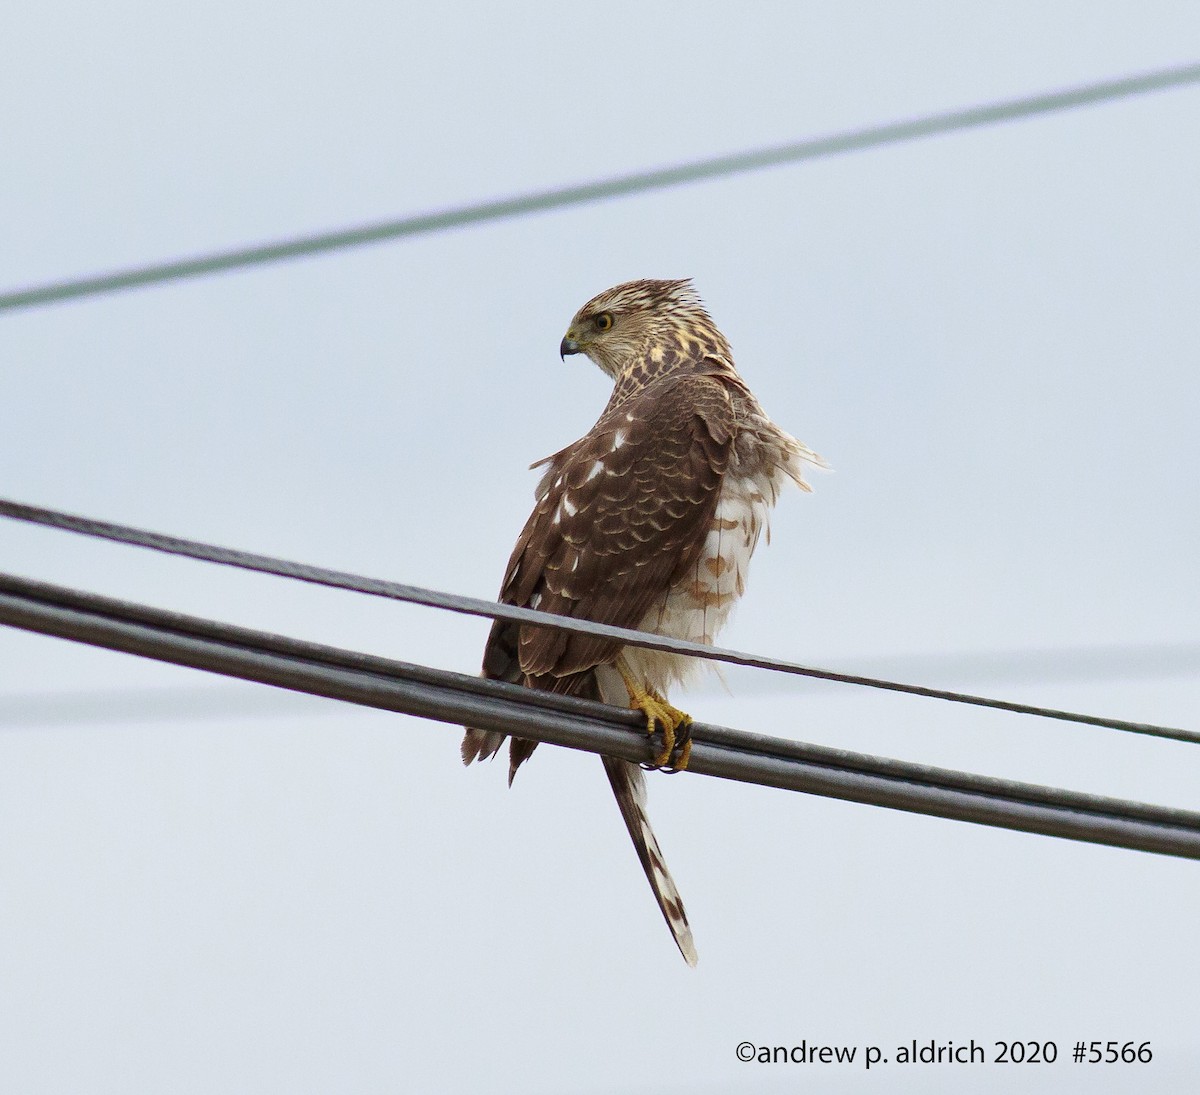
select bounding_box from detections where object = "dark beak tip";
[559,337,580,360]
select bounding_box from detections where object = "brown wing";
[502,372,735,684]
[460,371,735,774]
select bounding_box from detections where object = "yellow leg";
[617,664,694,770]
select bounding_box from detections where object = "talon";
[619,665,693,771]
[672,722,693,770]
[638,693,677,768]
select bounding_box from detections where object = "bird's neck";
[604,327,736,409]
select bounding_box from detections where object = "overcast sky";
[2,3,1199,1092]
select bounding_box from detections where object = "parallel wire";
[1,496,1194,744]
[3,638,1197,729]
[2,62,1199,314]
[2,569,1199,859]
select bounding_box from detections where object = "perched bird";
[462,278,822,965]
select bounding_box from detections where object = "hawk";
[462,279,822,965]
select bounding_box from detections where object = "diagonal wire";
[2,62,1199,314]
[2,569,1199,859]
[0,496,1195,744]
[3,638,1194,729]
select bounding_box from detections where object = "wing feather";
[502,372,735,682]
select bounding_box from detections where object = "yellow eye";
[593,312,614,331]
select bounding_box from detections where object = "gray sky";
[2,3,1199,1092]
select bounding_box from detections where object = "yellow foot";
[619,669,693,770]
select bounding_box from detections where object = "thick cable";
[1,569,1198,859]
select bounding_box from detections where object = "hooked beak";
[559,336,581,360]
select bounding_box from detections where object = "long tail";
[464,645,698,965]
[601,755,698,966]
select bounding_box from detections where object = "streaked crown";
[559,279,733,392]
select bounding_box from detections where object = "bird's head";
[559,278,722,381]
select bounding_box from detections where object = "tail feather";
[602,755,698,966]
[463,647,697,965]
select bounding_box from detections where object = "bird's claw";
[631,691,694,771]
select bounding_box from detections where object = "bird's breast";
[623,464,781,691]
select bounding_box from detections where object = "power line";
[729,642,1200,689]
[3,639,1196,729]
[2,62,1198,315]
[2,568,1199,860]
[0,496,1195,744]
